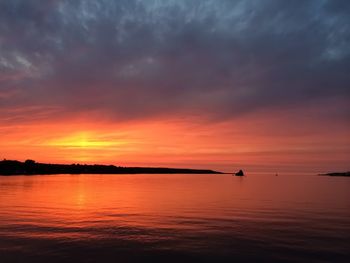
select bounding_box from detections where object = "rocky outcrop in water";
[234,169,245,176]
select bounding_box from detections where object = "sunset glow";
[0,0,349,173]
[47,132,125,149]
[1,2,350,263]
[1,107,349,172]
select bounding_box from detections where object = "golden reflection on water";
[0,174,350,263]
[0,174,349,242]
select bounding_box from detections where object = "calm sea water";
[0,173,349,262]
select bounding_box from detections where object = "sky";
[0,0,349,173]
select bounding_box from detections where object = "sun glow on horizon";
[40,131,131,163]
[46,132,126,149]
[0,113,349,173]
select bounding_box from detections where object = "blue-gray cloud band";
[0,0,349,122]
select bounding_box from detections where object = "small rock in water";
[235,169,244,176]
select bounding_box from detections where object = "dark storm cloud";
[0,0,349,122]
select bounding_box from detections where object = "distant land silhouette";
[320,172,350,177]
[0,159,222,175]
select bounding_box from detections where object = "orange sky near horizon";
[1,105,349,174]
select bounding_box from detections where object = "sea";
[0,173,349,262]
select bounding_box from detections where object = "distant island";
[320,172,350,177]
[0,159,222,175]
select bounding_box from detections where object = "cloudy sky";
[0,0,349,173]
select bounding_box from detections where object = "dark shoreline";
[0,160,222,176]
[319,172,350,177]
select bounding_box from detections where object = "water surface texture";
[0,174,349,262]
